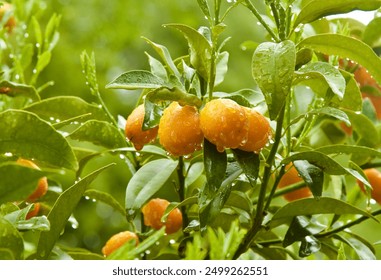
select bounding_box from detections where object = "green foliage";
[1,0,381,261]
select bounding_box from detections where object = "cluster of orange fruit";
[16,158,48,219]
[102,198,182,257]
[125,98,272,156]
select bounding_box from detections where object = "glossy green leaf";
[298,34,381,86]
[165,24,212,81]
[142,37,181,78]
[295,0,381,26]
[345,110,380,147]
[145,86,202,108]
[294,160,324,197]
[16,215,50,231]
[36,164,114,259]
[295,48,313,69]
[333,70,362,112]
[294,62,346,99]
[362,17,381,47]
[215,51,229,86]
[290,107,351,127]
[84,189,126,217]
[299,236,321,257]
[0,164,45,204]
[269,197,376,228]
[252,40,296,120]
[106,70,166,90]
[24,96,109,123]
[0,80,40,102]
[196,0,211,20]
[316,144,381,160]
[0,218,24,260]
[0,110,78,171]
[145,52,168,81]
[69,120,127,149]
[125,159,178,219]
[284,216,325,247]
[232,149,260,183]
[335,232,376,260]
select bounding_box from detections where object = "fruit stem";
[233,104,286,259]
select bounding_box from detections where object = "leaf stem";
[243,0,280,42]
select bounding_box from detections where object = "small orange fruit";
[102,231,139,257]
[200,99,249,152]
[26,203,40,220]
[239,107,271,152]
[357,168,381,204]
[278,164,312,202]
[17,158,48,202]
[0,3,16,32]
[142,198,183,234]
[125,104,159,150]
[158,102,203,156]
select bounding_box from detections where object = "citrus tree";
[1,0,381,260]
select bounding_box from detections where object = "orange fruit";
[238,107,271,153]
[101,231,139,257]
[17,158,48,202]
[0,3,16,32]
[26,203,40,220]
[125,104,158,150]
[200,99,249,152]
[158,102,203,156]
[142,198,183,234]
[278,164,312,202]
[357,168,381,204]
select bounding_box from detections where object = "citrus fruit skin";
[357,168,381,205]
[158,102,203,156]
[125,104,158,151]
[26,203,40,220]
[200,99,249,153]
[239,107,271,153]
[101,231,139,257]
[142,198,183,234]
[16,158,48,202]
[278,164,312,202]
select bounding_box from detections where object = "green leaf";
[142,37,181,78]
[69,120,127,149]
[334,232,376,260]
[36,164,114,259]
[0,163,45,204]
[106,70,166,90]
[215,51,229,86]
[196,0,211,20]
[83,189,126,217]
[0,80,40,102]
[145,86,202,108]
[0,218,24,260]
[36,51,51,73]
[283,216,325,247]
[252,40,296,120]
[145,52,168,81]
[294,160,324,197]
[294,62,346,99]
[80,51,100,96]
[290,107,351,127]
[269,197,377,228]
[299,236,321,258]
[344,110,380,147]
[294,0,381,26]
[362,17,381,47]
[232,149,260,183]
[332,70,363,112]
[0,110,78,171]
[298,34,381,86]
[165,24,212,81]
[316,144,381,161]
[16,215,50,231]
[24,96,109,123]
[125,159,178,219]
[20,44,34,70]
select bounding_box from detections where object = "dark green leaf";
[294,160,324,197]
[145,86,202,108]
[269,197,377,228]
[0,110,78,171]
[165,24,212,81]
[252,40,296,120]
[0,80,40,102]
[36,164,114,259]
[125,159,178,219]
[299,236,321,257]
[334,232,376,260]
[24,96,109,123]
[294,0,381,26]
[232,149,260,183]
[298,34,381,86]
[0,218,24,260]
[84,189,126,217]
[106,70,166,90]
[69,120,127,149]
[283,216,325,247]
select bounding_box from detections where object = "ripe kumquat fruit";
[142,198,183,234]
[357,168,381,205]
[102,231,139,257]
[278,164,312,202]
